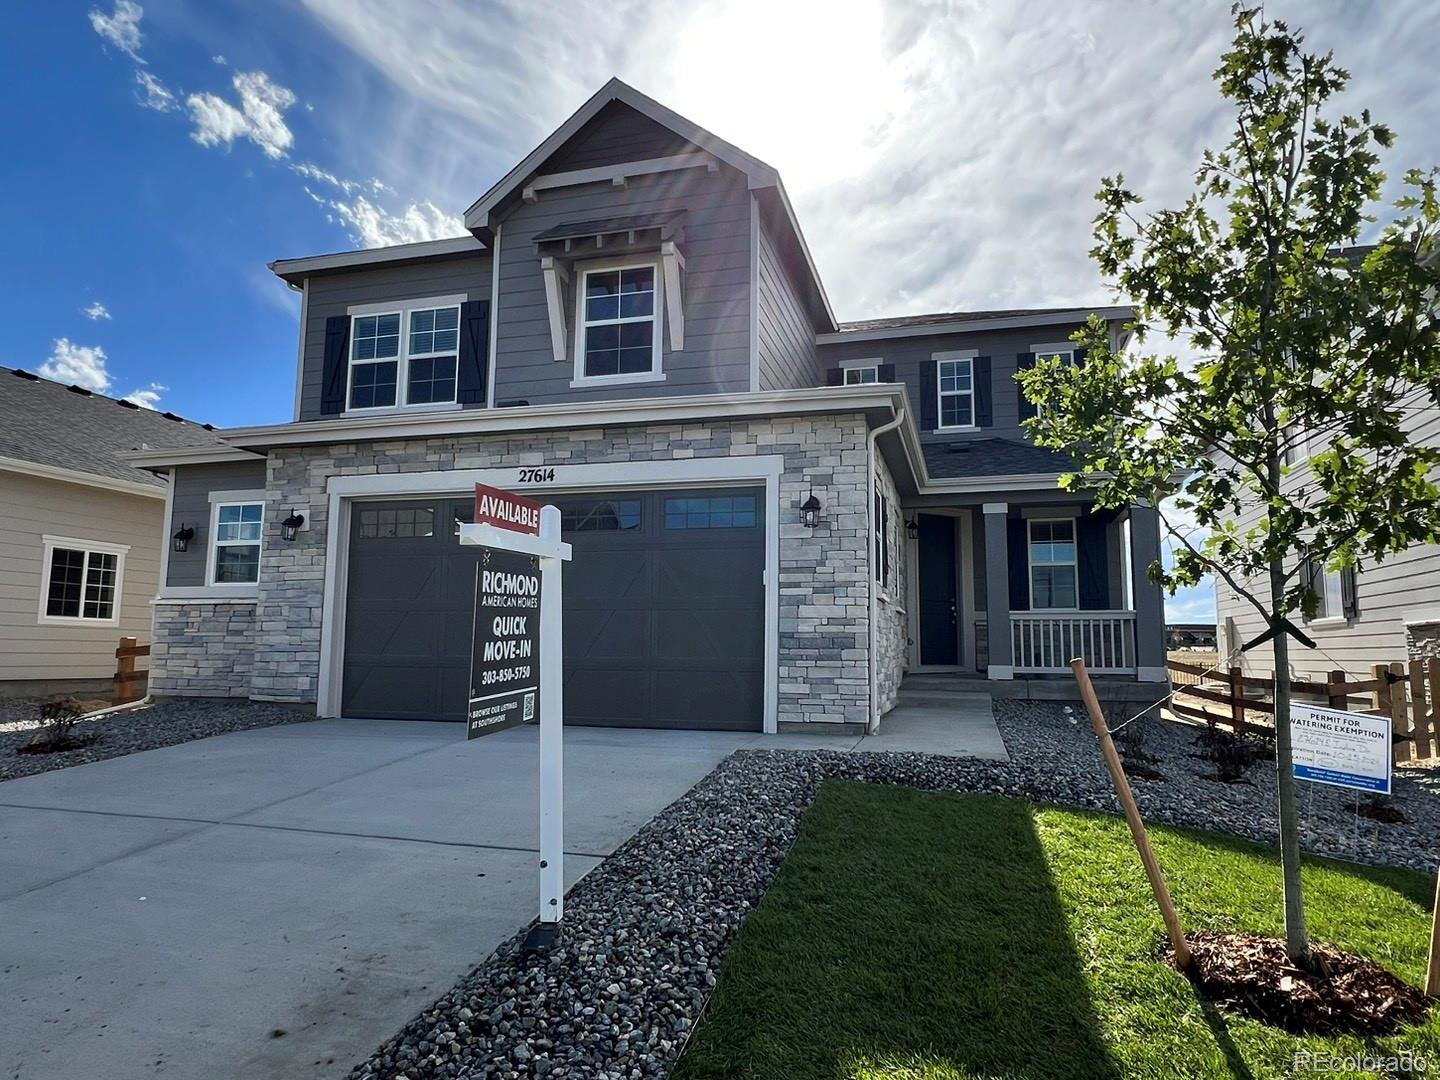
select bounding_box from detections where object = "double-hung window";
[937,357,974,429]
[1304,559,1355,622]
[1028,519,1078,610]
[39,537,126,625]
[576,261,661,382]
[348,299,461,411]
[209,501,264,585]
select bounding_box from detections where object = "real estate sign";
[474,482,542,536]
[1291,703,1392,794]
[467,549,541,739]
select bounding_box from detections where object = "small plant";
[1113,720,1167,781]
[1357,794,1405,825]
[19,698,93,755]
[1195,721,1264,785]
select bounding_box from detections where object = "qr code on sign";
[523,692,536,722]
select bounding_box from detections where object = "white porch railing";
[1011,611,1137,674]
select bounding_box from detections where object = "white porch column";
[983,502,1013,679]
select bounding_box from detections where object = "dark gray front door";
[342,487,765,729]
[918,513,959,665]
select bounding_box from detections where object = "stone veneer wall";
[1407,620,1440,665]
[873,447,908,716]
[149,601,256,697]
[245,415,875,727]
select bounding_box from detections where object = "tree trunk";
[1269,557,1312,966]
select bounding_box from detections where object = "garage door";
[341,487,765,729]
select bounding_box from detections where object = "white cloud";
[212,54,228,65]
[38,339,112,392]
[326,195,464,248]
[135,69,175,112]
[81,301,112,321]
[292,161,361,195]
[89,0,145,63]
[186,71,297,159]
[123,383,166,409]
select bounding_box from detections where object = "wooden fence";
[1165,657,1440,764]
[114,635,150,704]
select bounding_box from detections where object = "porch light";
[171,524,194,553]
[281,512,306,542]
[905,517,919,541]
[800,492,823,529]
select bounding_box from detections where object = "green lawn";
[673,781,1439,1080]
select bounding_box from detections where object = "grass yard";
[674,781,1440,1080]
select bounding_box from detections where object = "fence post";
[1387,661,1410,764]
[115,636,136,705]
[1228,666,1245,730]
[1327,669,1347,710]
[1411,660,1433,761]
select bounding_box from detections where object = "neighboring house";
[127,78,1168,734]
[1166,623,1218,650]
[0,368,224,696]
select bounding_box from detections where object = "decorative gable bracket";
[539,256,572,365]
[540,241,685,364]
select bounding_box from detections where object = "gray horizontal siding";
[493,162,752,404]
[756,206,820,391]
[297,255,492,422]
[166,460,269,588]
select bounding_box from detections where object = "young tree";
[1020,5,1440,967]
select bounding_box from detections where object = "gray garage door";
[341,487,765,729]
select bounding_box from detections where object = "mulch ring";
[1165,930,1432,1035]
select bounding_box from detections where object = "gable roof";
[818,306,1134,344]
[0,367,229,491]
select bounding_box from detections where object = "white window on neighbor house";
[575,260,662,383]
[347,298,463,411]
[1305,559,1355,623]
[208,501,264,586]
[937,357,974,429]
[38,536,127,625]
[845,364,880,385]
[1029,518,1078,610]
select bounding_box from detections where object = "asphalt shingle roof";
[0,367,227,488]
[922,438,1078,480]
[836,307,1086,333]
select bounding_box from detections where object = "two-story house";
[125,79,1168,734]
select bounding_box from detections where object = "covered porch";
[900,499,1168,685]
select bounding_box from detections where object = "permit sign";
[1291,703,1392,794]
[475,482,541,536]
[467,549,541,739]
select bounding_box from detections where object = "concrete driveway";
[0,718,762,1080]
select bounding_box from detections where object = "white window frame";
[206,492,266,588]
[841,358,881,386]
[873,481,890,588]
[571,254,665,387]
[1027,517,1079,612]
[935,352,977,431]
[1028,342,1076,418]
[345,294,467,415]
[37,535,128,627]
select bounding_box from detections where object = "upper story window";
[39,536,127,625]
[845,365,879,385]
[1028,518,1077,610]
[575,260,663,385]
[348,298,462,412]
[209,501,264,585]
[937,357,974,429]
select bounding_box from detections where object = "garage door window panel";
[358,506,436,539]
[663,494,758,530]
[561,498,642,532]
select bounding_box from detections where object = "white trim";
[817,307,1133,344]
[0,454,166,499]
[344,295,469,415]
[539,255,571,365]
[1306,616,1349,630]
[571,254,664,385]
[37,535,129,627]
[1403,607,1440,628]
[659,240,685,351]
[347,294,467,317]
[982,502,1009,515]
[1027,517,1079,612]
[486,222,501,408]
[270,236,484,283]
[987,664,1014,680]
[316,455,786,735]
[521,152,717,202]
[291,278,309,422]
[205,498,265,587]
[748,194,759,392]
[934,353,977,432]
[1028,341,1076,357]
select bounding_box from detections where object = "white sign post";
[1291,703,1392,794]
[460,502,571,946]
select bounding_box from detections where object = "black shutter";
[1016,351,1038,422]
[1300,558,1318,619]
[1074,346,1088,365]
[1007,517,1030,611]
[825,366,844,386]
[877,363,896,383]
[320,316,349,415]
[974,356,993,426]
[1077,513,1110,610]
[920,358,939,430]
[1341,565,1359,619]
[457,300,489,405]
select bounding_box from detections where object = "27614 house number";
[517,467,556,483]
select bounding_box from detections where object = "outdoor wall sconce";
[800,492,823,529]
[171,524,194,553]
[905,517,920,541]
[281,512,306,542]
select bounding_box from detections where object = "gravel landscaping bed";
[350,702,1440,1080]
[0,699,307,782]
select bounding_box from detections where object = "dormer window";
[347,297,464,412]
[573,257,664,385]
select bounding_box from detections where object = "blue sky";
[3,1,1438,625]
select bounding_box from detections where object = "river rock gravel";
[0,698,306,782]
[346,703,1440,1080]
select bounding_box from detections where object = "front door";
[917,513,959,665]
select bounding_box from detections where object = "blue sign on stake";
[1291,703,1392,795]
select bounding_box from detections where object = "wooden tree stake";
[1428,871,1440,997]
[1072,657,1192,970]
